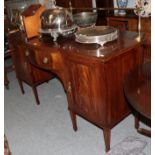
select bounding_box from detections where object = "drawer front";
[25,48,53,71]
[26,45,64,73]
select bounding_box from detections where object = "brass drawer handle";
[43,57,49,64]
[25,50,29,56]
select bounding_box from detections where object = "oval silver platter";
[75,26,118,46]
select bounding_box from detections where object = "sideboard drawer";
[26,45,64,72]
[25,47,53,70]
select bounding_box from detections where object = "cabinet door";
[67,59,106,126]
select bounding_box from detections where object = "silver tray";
[75,26,118,46]
[39,25,77,41]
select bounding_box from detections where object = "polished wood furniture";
[107,15,151,61]
[8,31,54,105]
[21,4,46,39]
[124,62,151,137]
[12,31,143,152]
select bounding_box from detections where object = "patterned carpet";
[107,136,147,155]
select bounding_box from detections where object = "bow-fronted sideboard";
[9,30,144,152]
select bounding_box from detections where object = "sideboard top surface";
[11,30,143,62]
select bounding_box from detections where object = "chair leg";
[69,110,78,131]
[103,128,111,152]
[32,86,40,105]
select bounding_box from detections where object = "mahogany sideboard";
[12,30,144,152]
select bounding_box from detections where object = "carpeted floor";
[107,136,147,155]
[4,70,151,155]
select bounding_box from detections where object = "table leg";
[69,110,78,131]
[103,128,111,152]
[135,117,140,129]
[135,117,151,137]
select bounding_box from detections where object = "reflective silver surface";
[75,26,118,46]
[39,25,77,41]
[40,6,75,41]
[40,7,74,30]
[73,12,97,28]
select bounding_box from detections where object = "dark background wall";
[55,0,114,25]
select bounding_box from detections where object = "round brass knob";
[43,57,49,64]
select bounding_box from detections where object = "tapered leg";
[69,110,78,131]
[32,86,40,105]
[17,78,25,94]
[103,128,111,152]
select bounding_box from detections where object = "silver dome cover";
[40,2,76,41]
[40,7,74,31]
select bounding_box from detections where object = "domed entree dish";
[40,6,77,41]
